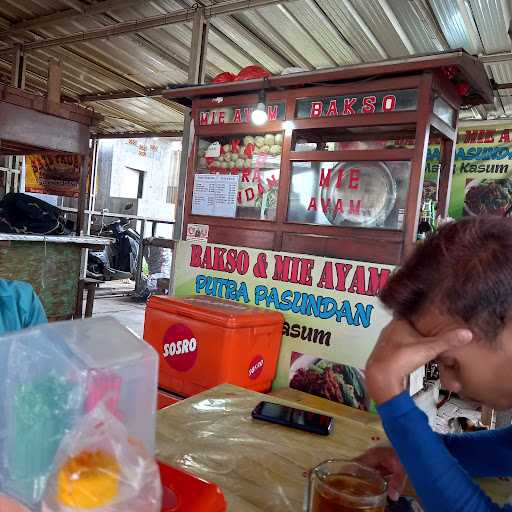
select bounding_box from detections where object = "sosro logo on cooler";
[163,337,197,357]
[248,355,265,380]
[162,324,198,372]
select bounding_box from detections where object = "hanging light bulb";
[251,89,268,126]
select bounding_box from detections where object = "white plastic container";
[0,317,158,509]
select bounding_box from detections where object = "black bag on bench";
[0,192,69,235]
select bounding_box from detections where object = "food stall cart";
[161,51,492,406]
[0,84,107,321]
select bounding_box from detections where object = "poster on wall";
[25,154,82,198]
[192,174,239,217]
[173,241,393,410]
[424,124,512,218]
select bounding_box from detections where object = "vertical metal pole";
[174,8,209,240]
[10,45,26,89]
[135,219,146,293]
[79,140,99,280]
[87,139,99,235]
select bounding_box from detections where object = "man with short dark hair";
[360,217,512,511]
[0,278,47,334]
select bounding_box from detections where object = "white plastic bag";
[41,404,161,512]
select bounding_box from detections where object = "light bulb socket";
[251,86,268,125]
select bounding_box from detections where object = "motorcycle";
[87,216,142,281]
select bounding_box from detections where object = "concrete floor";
[92,294,146,338]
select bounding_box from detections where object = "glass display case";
[287,161,409,229]
[194,132,282,221]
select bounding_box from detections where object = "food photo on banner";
[24,154,83,198]
[289,352,370,411]
[173,241,393,411]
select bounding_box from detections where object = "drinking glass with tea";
[305,459,387,512]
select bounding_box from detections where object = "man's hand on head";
[365,319,472,405]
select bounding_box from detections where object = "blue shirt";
[378,392,512,511]
[0,279,47,334]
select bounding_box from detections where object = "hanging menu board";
[192,174,239,217]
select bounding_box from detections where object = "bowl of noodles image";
[464,178,512,216]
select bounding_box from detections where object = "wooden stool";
[75,278,100,318]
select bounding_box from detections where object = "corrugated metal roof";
[430,0,482,54]
[467,0,510,53]
[0,0,511,135]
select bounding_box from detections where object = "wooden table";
[157,384,385,512]
[156,385,511,511]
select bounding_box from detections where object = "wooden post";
[11,45,26,89]
[437,132,457,218]
[47,58,62,104]
[174,8,209,240]
[403,73,433,259]
[76,154,89,235]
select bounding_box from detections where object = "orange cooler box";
[144,295,284,397]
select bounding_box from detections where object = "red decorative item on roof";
[212,72,236,84]
[441,65,458,80]
[235,65,271,81]
[456,82,471,97]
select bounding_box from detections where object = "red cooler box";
[144,296,284,397]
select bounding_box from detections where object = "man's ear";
[439,370,462,394]
[498,322,512,353]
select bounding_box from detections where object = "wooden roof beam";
[0,0,141,37]
[79,88,167,102]
[480,52,512,64]
[36,46,186,115]
[0,0,293,52]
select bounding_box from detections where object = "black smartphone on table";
[251,401,334,435]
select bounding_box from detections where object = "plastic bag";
[0,318,158,508]
[41,404,161,512]
[212,71,236,83]
[235,65,271,81]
